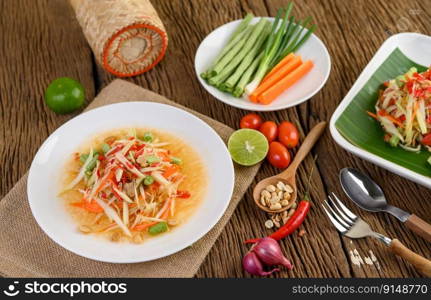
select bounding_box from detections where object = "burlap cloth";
[0,79,260,277]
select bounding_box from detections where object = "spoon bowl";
[339,168,388,212]
[253,122,326,213]
[253,174,297,214]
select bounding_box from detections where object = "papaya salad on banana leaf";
[368,67,431,162]
[60,128,206,243]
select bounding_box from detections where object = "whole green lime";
[45,77,85,114]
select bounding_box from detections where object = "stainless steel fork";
[322,192,431,277]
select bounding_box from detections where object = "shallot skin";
[252,237,293,269]
[242,251,280,276]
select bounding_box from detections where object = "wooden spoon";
[253,121,327,213]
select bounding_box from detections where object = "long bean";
[223,25,269,89]
[209,19,269,85]
[201,15,254,79]
[232,52,263,97]
[206,25,254,78]
[230,13,254,42]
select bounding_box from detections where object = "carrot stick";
[262,53,296,84]
[162,165,180,178]
[71,200,104,213]
[258,60,314,105]
[367,111,379,120]
[249,55,302,102]
[132,221,157,231]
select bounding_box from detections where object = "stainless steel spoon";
[340,168,431,243]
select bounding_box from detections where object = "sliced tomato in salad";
[422,133,431,146]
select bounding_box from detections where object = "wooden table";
[1,0,430,278]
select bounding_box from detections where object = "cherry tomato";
[267,141,291,169]
[240,113,263,130]
[259,121,278,142]
[422,133,431,146]
[278,121,300,148]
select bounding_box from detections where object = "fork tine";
[331,192,357,220]
[328,194,355,225]
[322,201,348,233]
[323,199,351,229]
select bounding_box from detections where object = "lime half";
[228,129,269,166]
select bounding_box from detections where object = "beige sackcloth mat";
[0,79,260,278]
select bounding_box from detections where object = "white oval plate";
[27,102,235,263]
[330,33,431,189]
[195,17,331,111]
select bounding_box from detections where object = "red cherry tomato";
[422,133,431,146]
[259,121,278,142]
[240,113,263,130]
[267,141,291,169]
[278,121,300,148]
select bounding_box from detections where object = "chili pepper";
[176,190,191,198]
[245,156,317,244]
[267,194,311,240]
[245,195,311,244]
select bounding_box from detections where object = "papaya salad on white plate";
[62,128,203,243]
[27,102,234,263]
[368,67,431,161]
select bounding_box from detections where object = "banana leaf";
[335,48,431,177]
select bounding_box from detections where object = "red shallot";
[242,251,279,276]
[252,237,293,269]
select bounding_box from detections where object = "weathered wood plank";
[0,0,95,199]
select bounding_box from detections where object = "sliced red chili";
[176,190,191,198]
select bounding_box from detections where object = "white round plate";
[195,17,331,111]
[27,102,235,263]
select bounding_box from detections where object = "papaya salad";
[61,129,206,243]
[368,67,431,158]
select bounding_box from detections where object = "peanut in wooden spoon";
[253,121,327,213]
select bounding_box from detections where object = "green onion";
[101,143,110,154]
[270,15,295,67]
[171,157,182,165]
[145,155,160,164]
[143,176,154,185]
[148,222,168,235]
[142,132,153,142]
[244,7,290,95]
[277,16,312,63]
[427,156,431,166]
[289,23,316,53]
